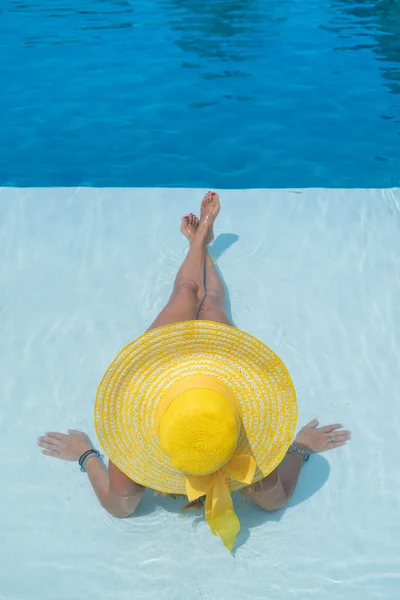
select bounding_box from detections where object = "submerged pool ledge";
[0,187,399,600]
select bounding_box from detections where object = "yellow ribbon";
[185,454,256,552]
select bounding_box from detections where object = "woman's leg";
[104,193,220,511]
[198,251,233,326]
[148,192,220,331]
[180,198,233,327]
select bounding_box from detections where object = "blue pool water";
[1,0,399,187]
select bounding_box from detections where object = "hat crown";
[158,388,240,476]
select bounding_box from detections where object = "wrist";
[293,438,312,453]
[83,453,103,469]
[287,443,311,463]
[79,449,104,472]
[76,447,94,461]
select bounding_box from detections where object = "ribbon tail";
[205,473,240,553]
[186,474,215,502]
[223,454,256,485]
[186,454,257,552]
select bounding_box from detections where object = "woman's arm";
[249,453,303,512]
[249,418,351,512]
[86,457,145,517]
[38,429,145,518]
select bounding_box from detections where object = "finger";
[41,449,59,457]
[45,432,66,440]
[331,441,347,448]
[327,439,350,448]
[327,430,351,441]
[305,418,319,428]
[320,424,343,433]
[39,435,61,447]
[38,440,59,450]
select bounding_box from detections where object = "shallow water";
[1,0,400,187]
[0,188,399,599]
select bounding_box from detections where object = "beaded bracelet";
[78,449,95,467]
[287,443,310,463]
[79,449,104,472]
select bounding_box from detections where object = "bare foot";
[180,212,214,245]
[197,191,220,241]
[180,213,200,243]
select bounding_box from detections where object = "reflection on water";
[327,0,400,95]
[166,0,287,64]
[2,0,399,186]
[164,0,400,99]
[7,0,400,96]
[8,0,135,44]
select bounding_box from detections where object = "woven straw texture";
[95,321,297,494]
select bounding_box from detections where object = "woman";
[38,192,351,551]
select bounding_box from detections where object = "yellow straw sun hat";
[95,320,297,551]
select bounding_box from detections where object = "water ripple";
[1,1,400,186]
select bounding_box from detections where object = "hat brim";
[95,321,297,494]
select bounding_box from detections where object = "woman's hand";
[295,418,351,453]
[37,430,94,461]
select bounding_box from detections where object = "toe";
[202,191,218,208]
[202,192,211,207]
[180,216,190,237]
